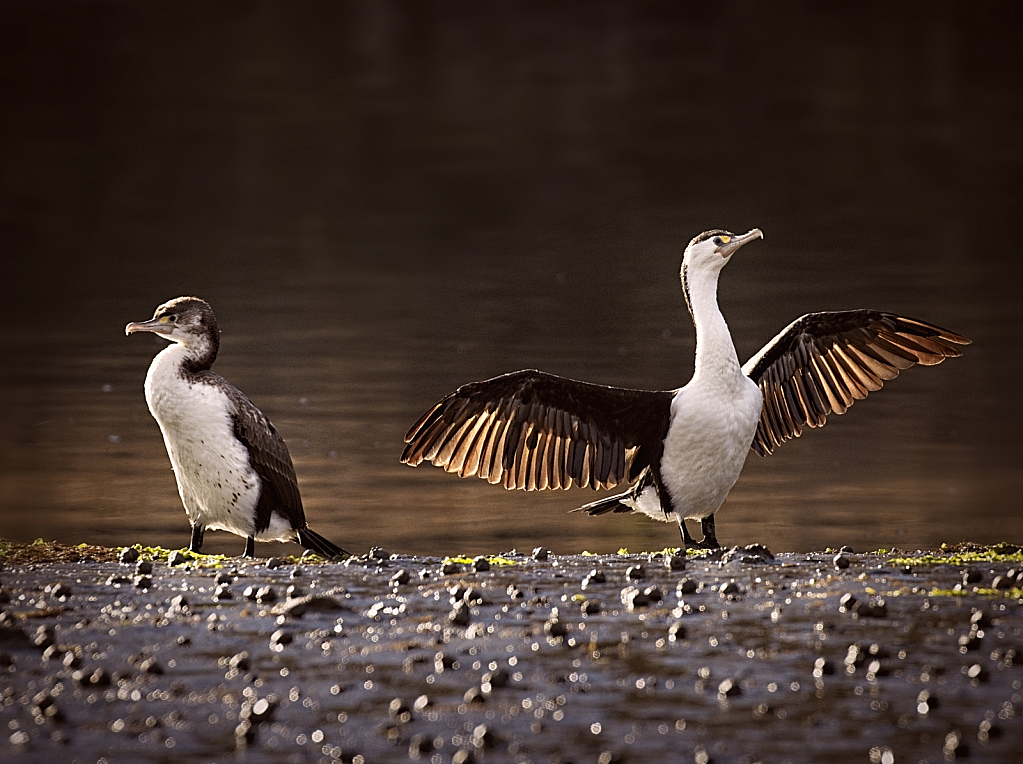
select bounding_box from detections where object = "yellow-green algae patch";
[443,555,520,566]
[927,586,1023,599]
[887,542,1023,567]
[125,544,231,568]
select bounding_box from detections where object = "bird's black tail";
[571,491,635,516]
[570,466,653,516]
[297,527,348,559]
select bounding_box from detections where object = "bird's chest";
[144,352,259,525]
[660,376,763,517]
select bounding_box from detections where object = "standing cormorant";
[401,229,969,550]
[126,297,346,559]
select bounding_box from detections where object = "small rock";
[369,547,389,560]
[434,652,458,672]
[481,668,510,690]
[273,594,343,618]
[582,570,606,589]
[45,582,72,599]
[943,731,969,759]
[717,678,741,698]
[965,663,989,683]
[235,719,256,747]
[812,657,834,677]
[970,609,992,628]
[228,652,250,671]
[916,689,939,714]
[677,578,699,595]
[167,550,187,566]
[269,629,294,648]
[449,603,471,627]
[643,585,663,602]
[391,570,411,586]
[136,560,153,575]
[961,569,982,584]
[168,595,189,614]
[73,667,110,687]
[959,631,983,652]
[667,555,687,571]
[409,733,437,757]
[264,558,285,570]
[472,556,491,572]
[853,597,887,619]
[463,687,486,705]
[240,697,275,723]
[441,562,462,575]
[532,547,549,561]
[668,622,687,642]
[139,657,163,674]
[214,584,232,600]
[838,593,858,613]
[285,585,304,599]
[833,553,852,570]
[992,574,1013,590]
[626,565,645,581]
[719,580,744,598]
[507,584,524,600]
[581,599,602,616]
[119,547,140,564]
[388,698,412,721]
[134,575,153,590]
[544,618,568,638]
[255,586,277,604]
[413,694,431,712]
[621,586,652,610]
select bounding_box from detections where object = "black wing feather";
[402,369,673,492]
[743,311,970,456]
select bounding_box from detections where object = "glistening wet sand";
[1,541,1022,763]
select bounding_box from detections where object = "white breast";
[144,345,262,538]
[659,374,763,520]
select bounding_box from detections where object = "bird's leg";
[679,518,699,547]
[700,515,721,550]
[243,536,255,558]
[189,524,205,553]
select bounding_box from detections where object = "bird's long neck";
[162,333,219,377]
[683,263,742,384]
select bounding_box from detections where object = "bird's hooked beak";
[125,316,174,337]
[716,228,763,258]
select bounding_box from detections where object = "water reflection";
[0,3,1020,555]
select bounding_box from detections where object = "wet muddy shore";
[1,541,1022,764]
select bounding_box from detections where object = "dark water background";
[1,2,1020,557]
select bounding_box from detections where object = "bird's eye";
[713,237,723,246]
[160,313,177,323]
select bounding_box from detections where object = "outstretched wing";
[402,369,674,491]
[742,311,970,456]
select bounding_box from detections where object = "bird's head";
[681,228,763,317]
[125,296,220,353]
[683,228,763,274]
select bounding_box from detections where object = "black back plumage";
[401,369,674,492]
[743,310,971,456]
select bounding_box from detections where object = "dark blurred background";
[1,1,1020,556]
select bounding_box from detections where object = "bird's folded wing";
[216,376,304,515]
[742,311,970,456]
[402,369,674,491]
